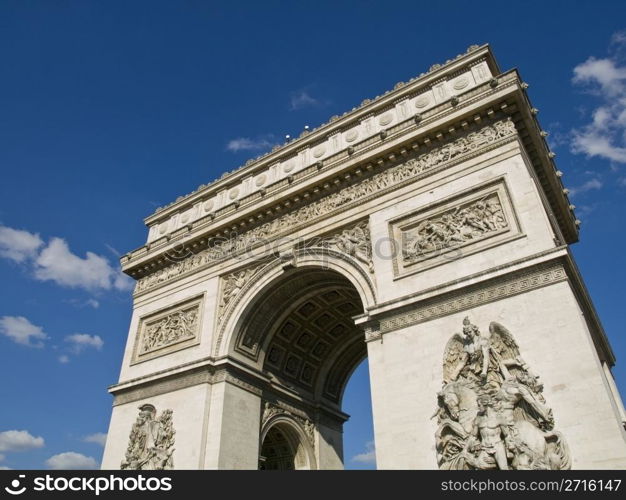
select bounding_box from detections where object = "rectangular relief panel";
[131,294,204,364]
[389,178,523,278]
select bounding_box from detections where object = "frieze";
[377,262,567,336]
[132,296,204,364]
[135,118,517,294]
[390,178,519,276]
[402,192,508,264]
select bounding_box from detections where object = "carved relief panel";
[131,295,204,364]
[389,178,522,277]
[435,317,571,470]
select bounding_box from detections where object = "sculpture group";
[435,318,571,470]
[404,194,508,262]
[121,404,175,470]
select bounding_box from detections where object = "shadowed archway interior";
[239,267,367,408]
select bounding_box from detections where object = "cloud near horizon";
[83,433,107,447]
[0,316,47,347]
[570,31,626,165]
[45,452,98,470]
[0,430,45,452]
[226,136,276,153]
[351,440,376,465]
[289,89,322,111]
[0,225,133,293]
[65,333,104,353]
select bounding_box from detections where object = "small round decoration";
[159,222,168,235]
[345,129,359,143]
[453,76,470,90]
[414,95,430,108]
[255,174,267,187]
[229,188,239,200]
[282,162,295,173]
[312,146,326,158]
[180,210,192,223]
[378,113,393,126]
[203,200,214,212]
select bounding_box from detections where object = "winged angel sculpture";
[434,317,571,470]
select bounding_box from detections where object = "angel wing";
[442,333,467,384]
[488,321,520,362]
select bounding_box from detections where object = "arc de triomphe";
[102,45,626,470]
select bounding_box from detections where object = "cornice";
[142,44,495,226]
[121,48,577,280]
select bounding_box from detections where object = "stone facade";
[101,44,626,470]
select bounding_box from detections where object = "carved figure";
[121,404,175,470]
[404,194,508,263]
[435,317,571,470]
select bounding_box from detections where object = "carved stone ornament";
[304,220,374,273]
[262,402,315,447]
[435,318,571,470]
[140,304,199,355]
[121,404,175,470]
[403,192,508,263]
[218,265,263,318]
[132,297,203,364]
[135,119,517,293]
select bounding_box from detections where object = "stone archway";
[259,417,316,470]
[104,45,626,470]
[230,265,370,469]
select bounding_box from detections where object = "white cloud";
[0,225,133,293]
[226,136,275,152]
[570,35,626,165]
[58,355,70,364]
[65,333,104,353]
[0,226,43,263]
[45,452,98,470]
[0,430,45,452]
[290,89,320,111]
[83,433,107,447]
[351,440,376,465]
[0,466,11,470]
[0,316,47,347]
[34,237,132,292]
[569,178,603,196]
[0,453,5,462]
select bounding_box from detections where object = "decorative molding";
[131,295,204,364]
[145,45,489,224]
[121,404,175,470]
[402,192,508,263]
[436,317,571,470]
[389,177,520,277]
[262,401,315,448]
[301,220,374,273]
[134,118,517,294]
[217,261,269,327]
[220,248,375,359]
[378,262,567,335]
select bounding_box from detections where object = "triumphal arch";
[102,45,626,469]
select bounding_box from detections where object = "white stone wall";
[369,148,557,304]
[101,383,212,469]
[368,281,626,469]
[117,276,219,382]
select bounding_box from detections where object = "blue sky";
[1,1,625,470]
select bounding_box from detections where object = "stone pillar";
[367,275,626,469]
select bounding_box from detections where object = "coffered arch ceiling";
[236,267,367,406]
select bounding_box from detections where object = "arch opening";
[232,265,373,469]
[259,421,313,470]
